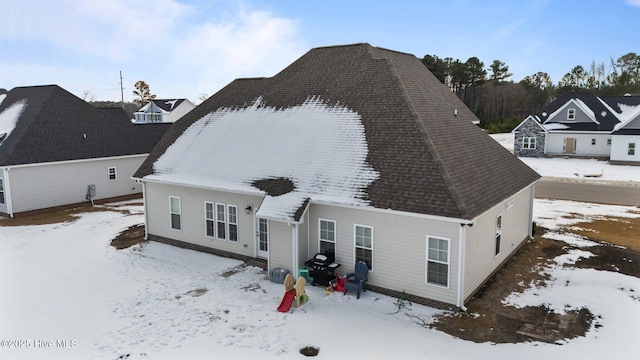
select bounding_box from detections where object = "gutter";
[141,180,149,240]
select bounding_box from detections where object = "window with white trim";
[0,178,4,205]
[495,214,502,256]
[354,225,373,270]
[170,196,181,230]
[629,143,636,156]
[205,202,215,237]
[228,205,238,242]
[319,219,336,256]
[607,138,612,146]
[522,137,536,149]
[426,236,449,287]
[216,203,226,240]
[591,138,596,145]
[567,108,576,120]
[108,167,117,181]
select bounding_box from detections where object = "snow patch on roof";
[0,94,6,105]
[165,100,178,111]
[0,99,27,145]
[542,123,569,130]
[617,103,640,122]
[147,97,380,221]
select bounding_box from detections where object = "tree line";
[421,52,640,133]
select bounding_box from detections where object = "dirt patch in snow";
[430,223,640,343]
[0,201,143,227]
[571,216,640,252]
[111,224,146,250]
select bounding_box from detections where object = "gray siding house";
[133,43,540,309]
[0,85,171,217]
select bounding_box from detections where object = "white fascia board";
[546,130,611,134]
[513,115,547,133]
[465,180,539,224]
[310,199,473,225]
[136,176,265,198]
[546,98,598,124]
[4,153,148,169]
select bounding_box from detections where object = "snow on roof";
[542,123,569,130]
[165,100,178,111]
[617,103,640,122]
[0,94,6,105]
[0,99,27,145]
[147,97,380,221]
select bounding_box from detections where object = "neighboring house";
[133,43,540,309]
[132,99,195,123]
[0,85,171,217]
[513,92,640,164]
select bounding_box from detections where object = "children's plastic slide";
[277,289,296,313]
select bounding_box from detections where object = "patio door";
[564,138,576,154]
[257,218,269,259]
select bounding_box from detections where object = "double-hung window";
[629,143,636,156]
[170,196,181,230]
[216,203,226,240]
[319,219,336,256]
[354,225,373,270]
[227,205,238,242]
[426,236,449,287]
[0,178,4,204]
[108,167,117,181]
[522,137,536,149]
[567,108,576,120]
[205,202,215,237]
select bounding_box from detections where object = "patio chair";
[343,261,368,299]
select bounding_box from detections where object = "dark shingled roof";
[147,99,188,112]
[535,92,620,131]
[135,43,540,220]
[99,107,133,124]
[0,85,172,166]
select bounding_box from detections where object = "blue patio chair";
[343,261,369,299]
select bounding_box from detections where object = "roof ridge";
[384,58,471,218]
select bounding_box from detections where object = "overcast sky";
[1,0,639,103]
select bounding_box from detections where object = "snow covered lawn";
[1,200,639,359]
[489,132,640,183]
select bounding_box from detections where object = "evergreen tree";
[132,80,156,106]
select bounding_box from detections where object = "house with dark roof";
[133,43,540,309]
[0,85,171,217]
[513,92,640,164]
[133,98,195,124]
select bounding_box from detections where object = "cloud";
[0,0,307,101]
[624,0,640,7]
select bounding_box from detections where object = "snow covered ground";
[1,200,639,359]
[489,133,640,183]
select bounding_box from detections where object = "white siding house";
[0,85,170,217]
[134,44,540,308]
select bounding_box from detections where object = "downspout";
[141,181,148,240]
[528,184,536,239]
[457,223,468,312]
[3,167,13,218]
[292,223,300,277]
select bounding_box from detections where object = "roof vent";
[542,112,547,117]
[601,111,607,117]
[454,109,458,117]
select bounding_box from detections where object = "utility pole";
[119,71,125,109]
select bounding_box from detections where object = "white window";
[205,202,215,237]
[567,108,576,120]
[228,205,238,242]
[522,137,536,149]
[108,167,117,181]
[170,196,181,230]
[495,214,502,256]
[319,219,336,256]
[629,143,636,156]
[426,236,449,287]
[0,178,4,205]
[591,138,596,146]
[216,203,226,240]
[354,225,373,270]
